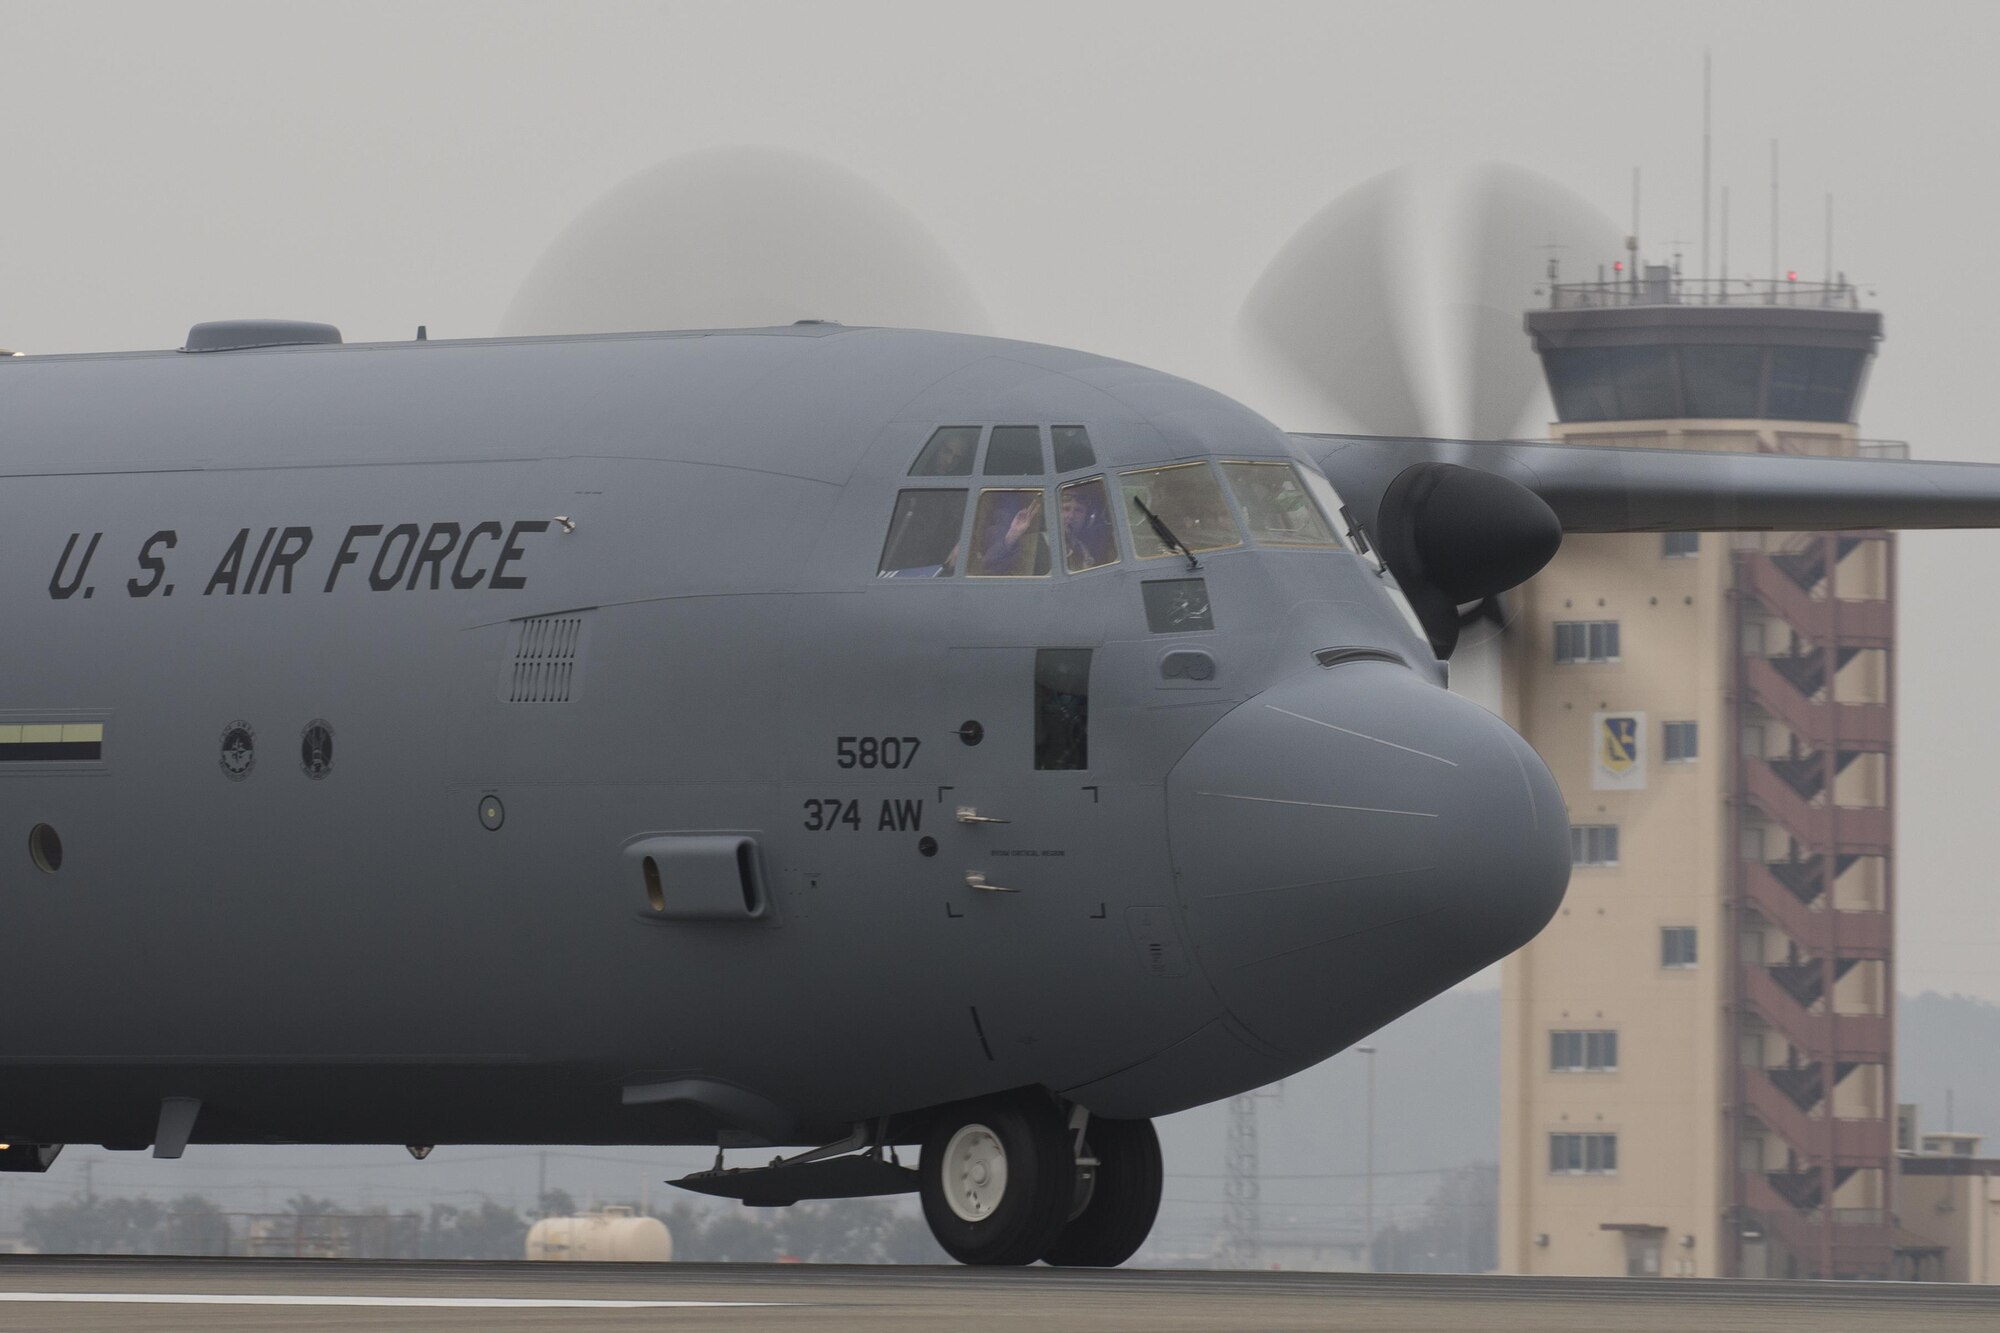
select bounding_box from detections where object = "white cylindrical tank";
[525,1206,673,1262]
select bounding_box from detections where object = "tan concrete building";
[1899,1132,2000,1283]
[1497,271,1896,1279]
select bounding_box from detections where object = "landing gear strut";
[917,1092,1162,1267]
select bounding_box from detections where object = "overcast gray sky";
[4,0,1998,1000]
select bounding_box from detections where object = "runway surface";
[1,1257,1997,1331]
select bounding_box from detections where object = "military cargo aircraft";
[3,318,1998,1266]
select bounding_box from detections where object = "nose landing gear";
[917,1091,1162,1267]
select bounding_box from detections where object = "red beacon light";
[1613,260,1625,273]
[1786,270,1798,282]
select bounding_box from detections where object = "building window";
[1662,531,1699,558]
[1661,927,1698,969]
[1571,824,1619,867]
[1550,1030,1619,1072]
[1663,721,1698,762]
[1549,1132,1618,1175]
[1554,620,1620,664]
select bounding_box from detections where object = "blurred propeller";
[503,147,989,337]
[1243,164,1620,657]
[1243,163,1619,442]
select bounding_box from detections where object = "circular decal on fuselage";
[219,721,256,781]
[300,720,334,780]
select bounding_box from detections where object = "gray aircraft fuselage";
[0,324,1569,1152]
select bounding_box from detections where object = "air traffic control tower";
[1497,269,1901,1280]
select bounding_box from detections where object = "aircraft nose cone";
[1166,661,1569,1065]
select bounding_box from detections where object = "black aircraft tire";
[1041,1116,1162,1268]
[919,1092,1075,1266]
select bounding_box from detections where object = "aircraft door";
[936,642,1103,903]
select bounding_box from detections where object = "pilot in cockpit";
[972,491,1049,577]
[1060,481,1115,572]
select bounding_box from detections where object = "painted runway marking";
[0,1292,789,1309]
[1197,791,1436,819]
[1264,705,1458,766]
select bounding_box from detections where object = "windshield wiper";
[1132,496,1200,572]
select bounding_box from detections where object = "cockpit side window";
[1220,461,1342,548]
[1118,463,1243,558]
[1052,425,1096,473]
[1059,477,1118,574]
[984,426,1046,477]
[967,489,1052,577]
[910,426,980,477]
[878,489,968,578]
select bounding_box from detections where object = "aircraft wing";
[1298,433,2000,535]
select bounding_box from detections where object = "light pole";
[1356,1045,1377,1271]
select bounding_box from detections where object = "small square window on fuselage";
[984,426,1046,476]
[1052,426,1096,473]
[910,427,980,477]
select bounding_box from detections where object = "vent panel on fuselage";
[505,614,588,703]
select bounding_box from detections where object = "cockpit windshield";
[878,489,967,577]
[1219,461,1342,548]
[1119,463,1243,559]
[967,489,1052,577]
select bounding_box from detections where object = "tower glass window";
[1766,347,1867,422]
[1664,721,1698,762]
[1661,927,1698,969]
[1680,345,1766,418]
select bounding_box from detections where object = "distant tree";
[23,1194,188,1254]
[656,1197,944,1264]
[1370,1163,1497,1274]
[692,1208,784,1262]
[421,1200,529,1260]
[770,1199,946,1263]
[164,1194,231,1256]
[537,1189,576,1219]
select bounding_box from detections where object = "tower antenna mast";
[1701,50,1712,284]
[1769,140,1781,296]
